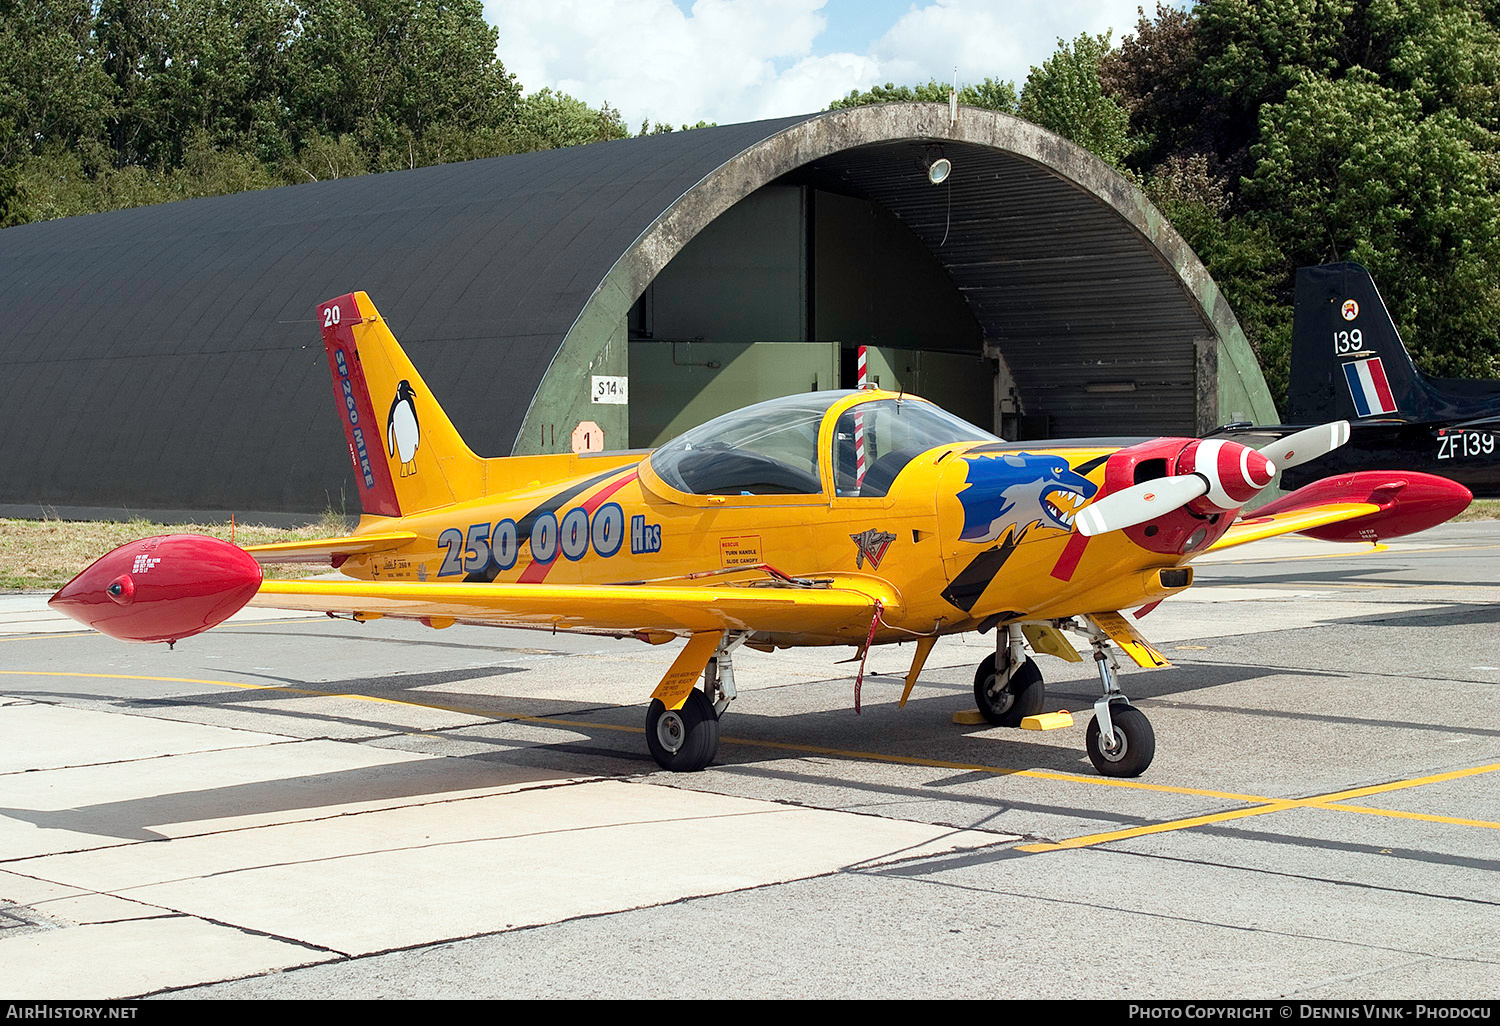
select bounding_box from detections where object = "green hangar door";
[628,184,991,448]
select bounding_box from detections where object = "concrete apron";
[0,696,1009,997]
[0,533,1446,996]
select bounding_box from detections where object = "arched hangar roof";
[0,104,1275,516]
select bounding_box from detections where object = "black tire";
[972,653,1045,727]
[1086,705,1155,777]
[645,689,720,771]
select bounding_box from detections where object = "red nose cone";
[1238,449,1277,496]
[49,535,263,643]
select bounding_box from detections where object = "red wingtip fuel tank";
[49,535,263,643]
[1255,471,1473,542]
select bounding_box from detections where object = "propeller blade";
[1258,421,1350,471]
[1074,475,1209,537]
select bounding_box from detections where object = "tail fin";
[1286,262,1438,423]
[318,292,484,517]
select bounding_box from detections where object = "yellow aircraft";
[50,292,1474,776]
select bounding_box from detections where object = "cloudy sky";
[484,0,1182,130]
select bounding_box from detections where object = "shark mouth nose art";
[1043,488,1088,527]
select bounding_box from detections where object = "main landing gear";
[973,624,1045,727]
[971,622,1156,777]
[644,636,741,772]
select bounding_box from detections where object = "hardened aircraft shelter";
[0,104,1275,517]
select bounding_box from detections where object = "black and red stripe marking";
[465,465,640,583]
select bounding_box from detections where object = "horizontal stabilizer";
[241,531,417,565]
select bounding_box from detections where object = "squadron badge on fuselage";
[850,528,896,569]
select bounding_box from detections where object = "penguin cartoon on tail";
[387,380,420,477]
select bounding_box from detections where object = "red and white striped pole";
[854,345,868,486]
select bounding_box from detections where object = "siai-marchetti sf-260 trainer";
[51,292,1473,776]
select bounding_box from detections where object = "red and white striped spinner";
[1176,438,1277,512]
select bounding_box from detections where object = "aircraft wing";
[251,577,899,640]
[1207,502,1380,552]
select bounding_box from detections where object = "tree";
[1363,0,1500,127]
[1105,0,1500,396]
[1100,3,1208,170]
[639,120,716,136]
[0,163,28,227]
[0,0,115,165]
[1248,70,1500,378]
[1018,32,1131,167]
[829,77,1018,113]
[514,90,627,150]
[150,1,298,163]
[94,0,179,166]
[282,0,521,161]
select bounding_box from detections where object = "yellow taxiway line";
[1017,761,1500,852]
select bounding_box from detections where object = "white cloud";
[486,0,1172,129]
[868,1,1027,87]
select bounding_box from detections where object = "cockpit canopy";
[647,391,1000,497]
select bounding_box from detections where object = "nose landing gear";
[1081,620,1156,776]
[1086,705,1155,776]
[969,619,1157,777]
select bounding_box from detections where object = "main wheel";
[1086,705,1155,777]
[645,689,720,771]
[973,653,1045,727]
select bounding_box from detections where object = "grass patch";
[0,511,350,591]
[1452,498,1500,523]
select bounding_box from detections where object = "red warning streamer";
[852,598,883,714]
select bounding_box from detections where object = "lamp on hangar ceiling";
[924,146,952,185]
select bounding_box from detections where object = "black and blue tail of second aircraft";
[1270,261,1500,498]
[1286,262,1500,425]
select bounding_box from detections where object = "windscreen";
[648,393,846,495]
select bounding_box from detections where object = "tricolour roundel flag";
[1342,357,1398,417]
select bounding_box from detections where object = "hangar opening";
[627,180,989,447]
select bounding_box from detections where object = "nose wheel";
[1086,704,1155,776]
[1083,624,1155,777]
[973,619,1158,777]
